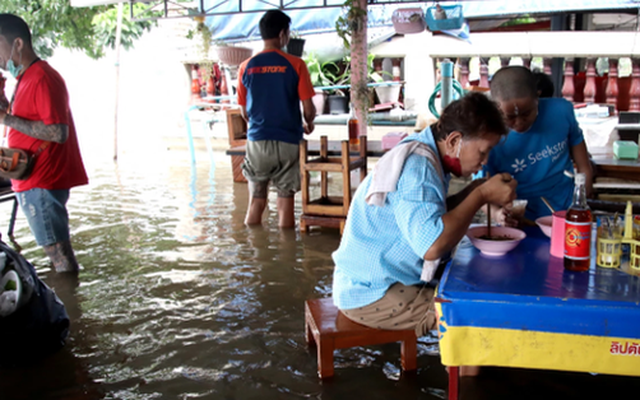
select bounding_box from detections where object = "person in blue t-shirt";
[332,93,517,344]
[237,10,316,228]
[484,66,593,224]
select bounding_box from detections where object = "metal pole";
[113,2,124,161]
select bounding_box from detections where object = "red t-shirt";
[7,60,88,192]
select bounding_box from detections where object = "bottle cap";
[575,172,586,185]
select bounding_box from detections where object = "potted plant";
[391,8,426,34]
[322,59,350,115]
[366,54,399,105]
[287,30,305,57]
[214,44,253,66]
[187,17,214,59]
[304,52,333,115]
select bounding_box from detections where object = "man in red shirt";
[0,14,88,273]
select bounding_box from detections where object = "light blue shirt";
[332,128,450,310]
[484,98,584,220]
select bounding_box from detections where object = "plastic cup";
[550,211,566,258]
[596,214,623,268]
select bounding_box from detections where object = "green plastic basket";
[425,4,464,31]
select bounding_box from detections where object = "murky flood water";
[1,148,639,400]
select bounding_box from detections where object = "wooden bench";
[304,297,417,378]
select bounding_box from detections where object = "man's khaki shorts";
[242,140,300,198]
[340,283,437,337]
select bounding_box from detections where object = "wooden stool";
[299,136,367,233]
[304,297,417,379]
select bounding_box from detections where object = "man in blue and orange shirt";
[237,10,316,228]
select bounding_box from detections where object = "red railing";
[453,56,639,114]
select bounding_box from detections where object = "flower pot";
[425,4,464,32]
[287,38,306,57]
[312,90,327,115]
[215,46,253,66]
[327,95,348,115]
[392,8,426,34]
[375,85,401,104]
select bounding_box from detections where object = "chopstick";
[541,196,555,214]
[487,173,491,237]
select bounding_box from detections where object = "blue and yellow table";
[436,226,640,400]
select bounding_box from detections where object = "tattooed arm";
[0,111,68,143]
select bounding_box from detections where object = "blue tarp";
[205,0,640,41]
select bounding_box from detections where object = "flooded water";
[1,148,639,400]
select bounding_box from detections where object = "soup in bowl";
[466,226,527,256]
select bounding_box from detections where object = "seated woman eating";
[331,92,517,341]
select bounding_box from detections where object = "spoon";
[486,173,491,238]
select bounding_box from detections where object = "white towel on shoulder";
[364,140,445,282]
[365,141,443,206]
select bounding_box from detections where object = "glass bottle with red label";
[348,103,359,146]
[564,172,592,272]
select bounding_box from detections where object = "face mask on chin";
[442,139,463,177]
[6,41,22,79]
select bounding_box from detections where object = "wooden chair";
[304,297,417,379]
[226,108,247,183]
[299,136,367,233]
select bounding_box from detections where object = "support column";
[373,58,383,74]
[403,31,435,112]
[458,58,470,88]
[350,0,368,138]
[391,58,402,81]
[500,57,510,68]
[550,14,568,98]
[479,57,489,88]
[561,59,575,102]
[629,58,640,111]
[543,58,552,75]
[606,58,619,114]
[583,58,597,104]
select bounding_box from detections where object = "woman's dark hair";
[259,10,291,40]
[0,14,32,46]
[431,92,509,141]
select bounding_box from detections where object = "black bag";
[0,241,70,366]
[0,147,34,180]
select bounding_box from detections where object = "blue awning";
[206,0,640,41]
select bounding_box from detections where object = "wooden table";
[592,154,640,182]
[437,226,640,400]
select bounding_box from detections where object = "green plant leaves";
[0,1,157,59]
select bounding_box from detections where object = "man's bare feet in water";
[43,240,79,273]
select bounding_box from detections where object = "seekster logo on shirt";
[510,140,567,174]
